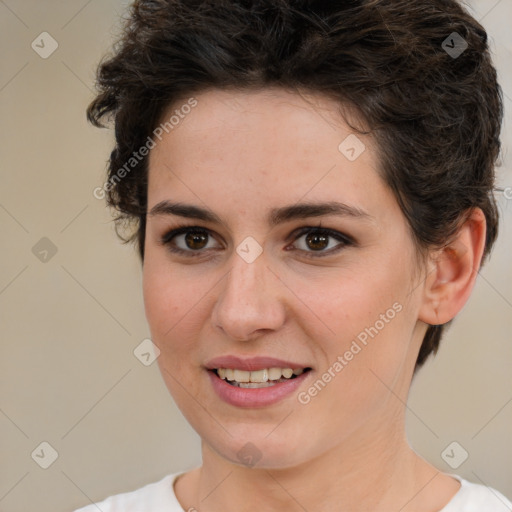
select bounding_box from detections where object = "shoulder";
[442,475,512,512]
[72,472,185,512]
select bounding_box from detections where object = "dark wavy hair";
[87,0,503,371]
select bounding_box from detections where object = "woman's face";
[143,88,427,468]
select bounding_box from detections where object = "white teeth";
[239,381,274,388]
[281,368,293,378]
[268,367,282,380]
[215,367,307,384]
[249,369,268,383]
[233,369,250,382]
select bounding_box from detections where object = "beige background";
[0,1,511,511]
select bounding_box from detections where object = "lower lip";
[207,369,311,408]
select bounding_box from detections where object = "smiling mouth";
[212,367,312,388]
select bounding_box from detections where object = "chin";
[206,427,312,470]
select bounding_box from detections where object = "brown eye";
[184,231,209,250]
[305,232,329,251]
[290,227,353,257]
[161,227,221,256]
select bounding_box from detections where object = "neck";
[189,407,435,512]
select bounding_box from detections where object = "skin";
[142,88,486,512]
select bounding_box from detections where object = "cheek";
[296,303,412,444]
[308,260,414,381]
[142,255,208,408]
[143,258,173,338]
[303,267,404,338]
[142,252,199,351]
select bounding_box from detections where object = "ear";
[418,208,487,325]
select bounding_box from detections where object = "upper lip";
[205,356,310,372]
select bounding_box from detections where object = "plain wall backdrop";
[0,1,511,511]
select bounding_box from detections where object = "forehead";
[153,87,363,159]
[146,88,397,225]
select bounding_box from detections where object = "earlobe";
[418,208,487,326]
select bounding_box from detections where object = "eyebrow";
[148,200,372,226]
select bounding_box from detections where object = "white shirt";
[73,471,512,511]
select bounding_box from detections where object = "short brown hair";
[87,0,503,371]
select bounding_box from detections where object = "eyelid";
[288,225,354,245]
[286,226,354,258]
[159,226,223,256]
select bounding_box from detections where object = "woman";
[76,0,511,510]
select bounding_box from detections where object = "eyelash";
[159,224,354,259]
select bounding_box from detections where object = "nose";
[211,249,286,341]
